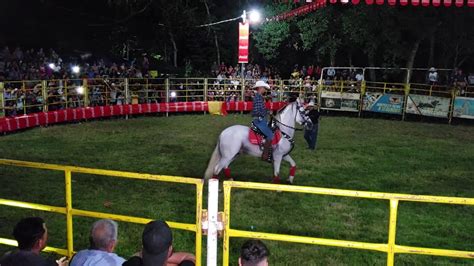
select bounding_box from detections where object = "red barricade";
[0,101,285,133]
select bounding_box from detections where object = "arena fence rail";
[0,159,204,266]
[222,180,474,266]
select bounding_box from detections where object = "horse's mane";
[276,101,295,114]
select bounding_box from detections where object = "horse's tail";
[204,141,220,180]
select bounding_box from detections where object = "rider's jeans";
[253,118,274,140]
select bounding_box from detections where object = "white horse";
[204,98,311,184]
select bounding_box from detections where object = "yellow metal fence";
[222,181,474,266]
[0,159,204,266]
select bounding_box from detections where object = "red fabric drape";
[411,0,420,6]
[432,0,441,6]
[422,0,430,6]
[455,0,464,6]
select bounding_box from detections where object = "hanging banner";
[453,97,474,119]
[321,91,360,112]
[238,22,249,63]
[363,93,404,114]
[405,95,451,118]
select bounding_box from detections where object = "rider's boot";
[261,140,273,163]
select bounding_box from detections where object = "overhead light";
[72,66,80,74]
[248,10,261,24]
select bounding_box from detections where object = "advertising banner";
[321,91,360,112]
[453,97,474,119]
[405,94,451,118]
[238,23,249,63]
[363,93,404,114]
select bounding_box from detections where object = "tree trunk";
[169,31,178,68]
[428,34,435,67]
[406,38,422,83]
[203,0,221,65]
[367,52,376,82]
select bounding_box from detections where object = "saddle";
[249,122,281,146]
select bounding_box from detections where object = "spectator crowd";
[0,217,270,266]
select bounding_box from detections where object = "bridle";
[273,101,312,131]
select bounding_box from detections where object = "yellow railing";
[0,159,204,266]
[222,181,474,266]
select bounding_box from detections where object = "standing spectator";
[0,217,68,266]
[238,239,270,266]
[427,67,438,85]
[123,220,195,266]
[304,101,321,151]
[70,219,125,266]
[452,68,468,94]
[307,64,314,78]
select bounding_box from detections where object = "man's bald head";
[89,219,118,252]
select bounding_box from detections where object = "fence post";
[64,79,68,108]
[0,82,4,118]
[64,170,74,258]
[449,89,456,124]
[359,80,366,117]
[402,83,410,121]
[241,78,245,102]
[165,78,170,117]
[194,181,204,266]
[203,79,208,115]
[387,199,399,266]
[124,78,130,105]
[82,79,89,107]
[42,80,48,112]
[223,183,232,266]
[207,179,219,266]
[22,81,26,115]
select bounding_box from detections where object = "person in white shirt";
[70,219,125,266]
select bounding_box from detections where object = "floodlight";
[248,10,261,24]
[72,66,80,74]
[76,86,84,94]
[170,91,177,98]
[48,63,56,70]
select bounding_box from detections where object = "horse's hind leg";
[283,155,296,184]
[213,156,234,180]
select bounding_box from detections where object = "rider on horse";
[252,80,273,162]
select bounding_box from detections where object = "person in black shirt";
[304,101,321,151]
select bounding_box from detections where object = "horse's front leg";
[272,154,283,184]
[283,154,296,184]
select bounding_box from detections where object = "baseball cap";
[142,221,173,266]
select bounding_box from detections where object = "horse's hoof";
[272,178,281,184]
[286,179,293,185]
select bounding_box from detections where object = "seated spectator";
[0,217,68,266]
[70,219,125,266]
[238,239,270,266]
[123,220,195,266]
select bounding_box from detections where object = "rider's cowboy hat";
[429,67,437,72]
[253,80,270,89]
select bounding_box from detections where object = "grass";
[0,114,473,265]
